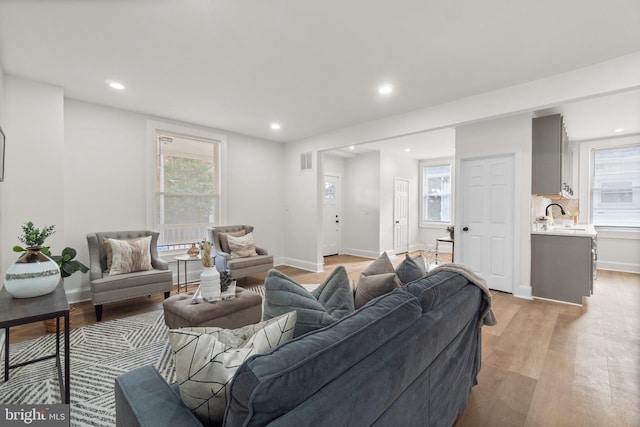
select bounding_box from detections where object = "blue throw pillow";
[395,253,427,285]
[262,266,354,337]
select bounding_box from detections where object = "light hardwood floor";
[9,254,640,426]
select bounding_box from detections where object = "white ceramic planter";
[4,248,61,298]
[200,266,221,301]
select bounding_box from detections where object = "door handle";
[463,227,469,231]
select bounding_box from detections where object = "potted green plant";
[5,221,60,298]
[446,225,454,240]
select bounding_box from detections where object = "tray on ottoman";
[163,287,263,330]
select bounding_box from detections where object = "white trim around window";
[419,158,455,228]
[146,120,228,255]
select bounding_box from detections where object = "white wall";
[0,63,5,274]
[455,113,533,298]
[0,87,285,302]
[342,152,380,258]
[284,53,640,278]
[379,151,420,253]
[2,76,66,281]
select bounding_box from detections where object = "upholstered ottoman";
[162,287,263,329]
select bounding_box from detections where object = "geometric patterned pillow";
[168,311,297,425]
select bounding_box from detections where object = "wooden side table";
[435,236,454,264]
[0,282,70,403]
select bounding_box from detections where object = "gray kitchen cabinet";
[532,114,573,196]
[531,234,594,304]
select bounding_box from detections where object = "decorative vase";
[199,266,221,301]
[4,247,61,298]
[187,244,200,258]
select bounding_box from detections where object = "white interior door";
[459,155,514,293]
[394,178,409,254]
[323,175,340,256]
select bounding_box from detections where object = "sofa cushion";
[108,236,153,276]
[403,270,470,313]
[354,252,401,309]
[227,232,258,258]
[354,272,402,309]
[362,251,395,276]
[395,253,427,285]
[219,230,246,254]
[225,290,422,426]
[168,311,296,426]
[262,266,354,337]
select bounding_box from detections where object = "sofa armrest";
[115,365,201,427]
[86,233,104,280]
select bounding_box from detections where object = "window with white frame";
[155,132,220,250]
[591,145,640,227]
[420,161,453,225]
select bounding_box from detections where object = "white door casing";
[394,178,409,254]
[323,175,341,256]
[459,154,514,293]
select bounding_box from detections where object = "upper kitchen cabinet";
[532,114,574,196]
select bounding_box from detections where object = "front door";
[323,175,341,256]
[459,154,514,293]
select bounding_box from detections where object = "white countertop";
[531,224,597,237]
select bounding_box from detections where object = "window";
[420,162,453,225]
[155,132,220,249]
[591,145,640,227]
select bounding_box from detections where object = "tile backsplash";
[531,195,580,223]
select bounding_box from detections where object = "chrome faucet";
[545,203,566,217]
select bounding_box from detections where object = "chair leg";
[164,291,170,299]
[95,305,103,322]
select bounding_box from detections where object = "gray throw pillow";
[361,252,395,276]
[354,272,402,309]
[355,252,402,309]
[395,253,427,285]
[263,266,354,337]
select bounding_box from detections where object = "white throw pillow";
[168,311,297,425]
[108,236,153,275]
[226,232,258,258]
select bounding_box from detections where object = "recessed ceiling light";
[106,80,125,90]
[270,122,281,130]
[404,148,411,152]
[378,84,393,95]
[349,146,355,150]
[614,128,625,133]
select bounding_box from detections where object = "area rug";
[0,310,176,426]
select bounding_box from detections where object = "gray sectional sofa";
[115,269,492,427]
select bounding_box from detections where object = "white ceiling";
[0,0,639,143]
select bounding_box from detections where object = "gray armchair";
[87,230,173,321]
[208,225,274,279]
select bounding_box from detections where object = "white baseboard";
[596,261,640,274]
[280,257,323,273]
[513,284,533,300]
[65,287,91,304]
[341,248,379,259]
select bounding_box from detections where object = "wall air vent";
[300,151,313,171]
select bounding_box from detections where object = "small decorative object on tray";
[220,271,236,300]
